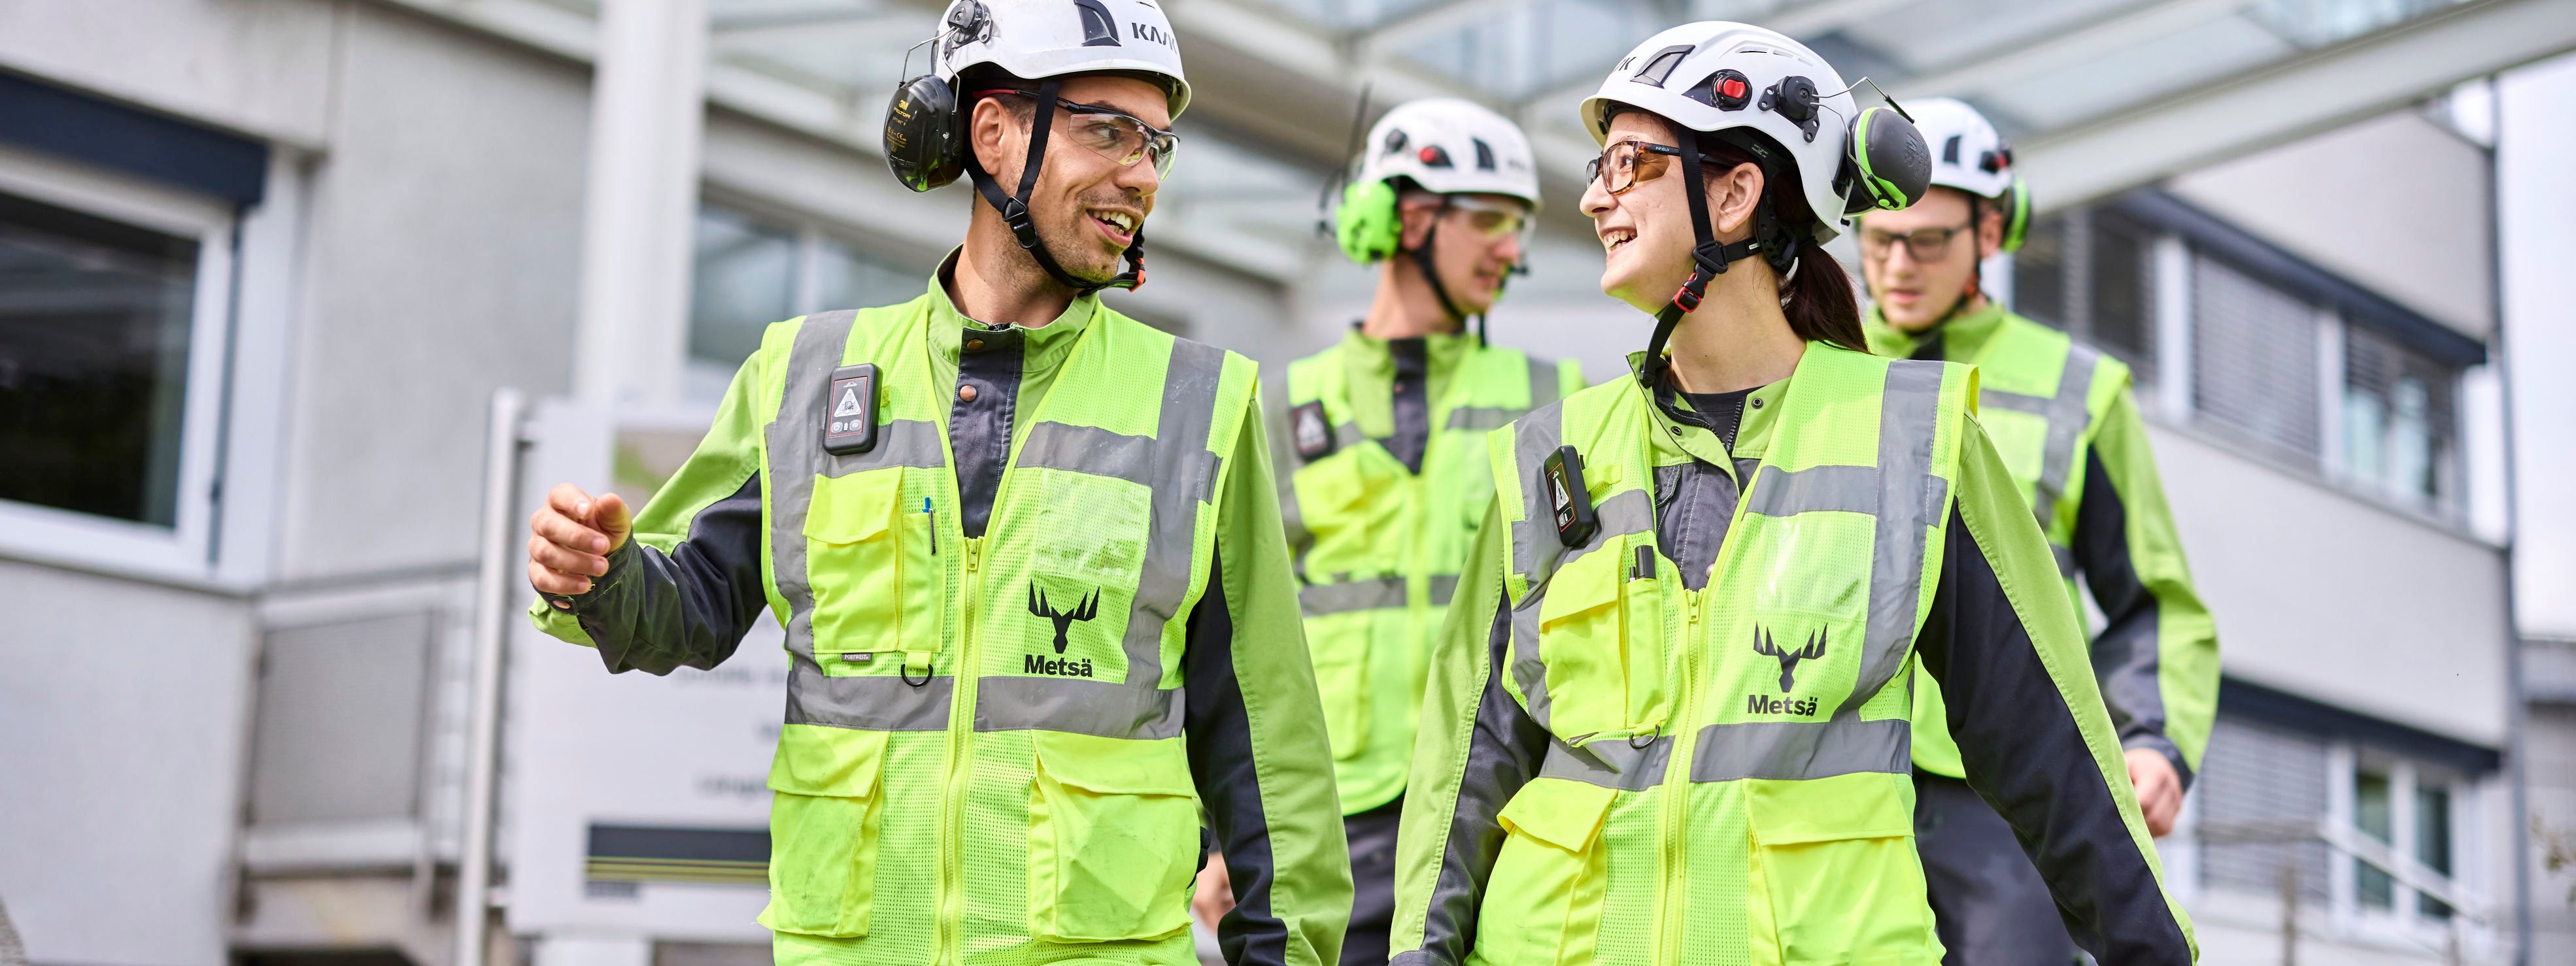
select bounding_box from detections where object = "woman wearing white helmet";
[1216,97,1582,965]
[1860,97,2220,966]
[1389,23,2197,965]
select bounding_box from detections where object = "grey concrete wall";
[0,0,337,146]
[2154,422,2511,747]
[2167,108,2495,339]
[272,2,589,581]
[0,561,256,966]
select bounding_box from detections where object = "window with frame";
[2341,324,2460,512]
[686,203,919,401]
[2008,208,2158,379]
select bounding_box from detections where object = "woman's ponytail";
[1782,239,1866,352]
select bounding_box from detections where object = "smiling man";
[518,1,1351,963]
[1859,97,2219,966]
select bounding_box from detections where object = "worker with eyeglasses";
[1191,97,1582,966]
[1388,25,2197,966]
[520,0,1351,962]
[1857,97,2218,966]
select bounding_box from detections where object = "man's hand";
[1191,852,1234,935]
[528,483,632,598]
[2125,748,2183,838]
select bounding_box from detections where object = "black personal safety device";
[1289,401,1336,461]
[1542,445,1597,548]
[822,363,879,456]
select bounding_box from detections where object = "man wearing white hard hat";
[522,1,1351,962]
[1198,97,1582,965]
[1858,97,2218,966]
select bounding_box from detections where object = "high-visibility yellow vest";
[1890,309,2126,778]
[752,300,1256,961]
[1478,344,1974,965]
[1281,335,1576,812]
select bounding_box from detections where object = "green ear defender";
[1842,104,1932,215]
[1999,175,2031,254]
[1335,178,1403,263]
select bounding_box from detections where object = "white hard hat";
[1910,97,2011,199]
[1580,21,1926,244]
[1355,98,1540,208]
[936,0,1190,116]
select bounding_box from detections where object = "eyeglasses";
[1858,222,1976,263]
[1442,195,1533,241]
[1584,140,1685,196]
[981,90,1179,179]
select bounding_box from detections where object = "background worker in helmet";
[520,1,1350,963]
[1858,97,2220,966]
[1391,23,2196,966]
[1194,98,1582,966]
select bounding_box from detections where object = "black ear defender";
[1998,175,2031,253]
[1839,99,1931,216]
[883,0,991,192]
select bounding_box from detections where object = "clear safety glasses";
[1584,139,1686,196]
[1857,222,1975,263]
[984,90,1180,179]
[1443,195,1533,241]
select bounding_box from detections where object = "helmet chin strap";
[1408,201,1480,341]
[965,76,1149,295]
[1642,131,1763,390]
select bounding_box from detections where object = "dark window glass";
[0,190,199,526]
[2355,769,2395,910]
[2343,325,2460,512]
[2011,214,2069,328]
[2090,210,2157,376]
[2416,784,2454,920]
[688,206,798,371]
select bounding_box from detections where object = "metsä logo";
[1025,584,1102,678]
[1746,625,1825,717]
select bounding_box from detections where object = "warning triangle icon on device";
[833,387,864,418]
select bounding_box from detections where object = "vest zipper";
[936,535,985,964]
[1655,588,1705,965]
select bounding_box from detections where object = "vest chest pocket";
[1304,606,1378,761]
[1467,778,1617,966]
[757,725,890,939]
[1534,535,1669,745]
[804,467,940,676]
[1027,731,1201,942]
[1745,773,1937,965]
[1293,451,1402,572]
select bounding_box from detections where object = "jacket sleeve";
[527,349,771,676]
[1389,497,1551,966]
[1184,391,1352,966]
[1918,415,2198,964]
[2073,389,2220,785]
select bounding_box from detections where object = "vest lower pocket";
[1467,777,1617,966]
[1303,607,1373,761]
[805,467,940,676]
[1027,731,1200,943]
[1745,773,1936,965]
[1533,535,1668,744]
[757,724,890,939]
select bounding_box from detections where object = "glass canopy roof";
[526,0,2484,284]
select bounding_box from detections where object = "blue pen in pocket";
[924,497,936,554]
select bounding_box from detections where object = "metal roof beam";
[1890,0,2250,101]
[2020,0,2576,208]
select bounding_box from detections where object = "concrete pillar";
[574,0,709,408]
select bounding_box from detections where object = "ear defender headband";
[879,0,1150,293]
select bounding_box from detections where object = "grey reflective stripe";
[1527,356,1563,408]
[1742,463,1877,518]
[1301,576,1406,616]
[1446,407,1520,432]
[1844,361,1950,718]
[1689,717,1910,782]
[766,311,864,667]
[1429,573,1460,607]
[1333,422,1368,452]
[1507,595,1552,731]
[785,667,955,731]
[2007,342,2099,532]
[2052,541,2078,579]
[975,676,1185,740]
[1016,422,1155,486]
[1505,404,1568,589]
[1115,339,1230,687]
[819,418,947,475]
[1539,735,1672,791]
[1557,488,1653,568]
